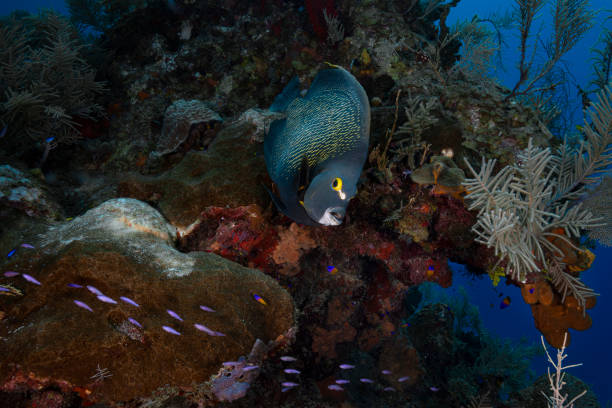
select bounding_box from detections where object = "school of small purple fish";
[4,243,440,398]
[3,242,227,340]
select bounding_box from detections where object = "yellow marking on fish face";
[331,177,347,200]
[331,177,343,191]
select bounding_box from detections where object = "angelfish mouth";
[320,207,345,226]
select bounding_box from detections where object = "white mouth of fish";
[319,207,345,226]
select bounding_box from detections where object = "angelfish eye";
[331,177,343,191]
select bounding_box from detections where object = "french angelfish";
[264,64,370,226]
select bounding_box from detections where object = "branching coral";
[506,0,594,100]
[463,85,612,307]
[0,11,106,159]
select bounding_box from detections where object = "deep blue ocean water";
[2,0,611,405]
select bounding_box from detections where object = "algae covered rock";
[118,117,269,228]
[0,198,294,404]
[0,164,63,219]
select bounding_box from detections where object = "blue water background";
[1,0,611,404]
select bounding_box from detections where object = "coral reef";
[0,0,608,406]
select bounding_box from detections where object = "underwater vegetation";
[1,0,611,406]
[0,10,106,165]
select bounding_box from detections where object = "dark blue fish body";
[265,65,370,226]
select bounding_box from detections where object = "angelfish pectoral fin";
[262,184,317,226]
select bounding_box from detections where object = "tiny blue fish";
[281,382,298,387]
[0,287,9,292]
[281,387,293,393]
[162,325,181,335]
[381,370,392,375]
[4,271,19,277]
[280,356,297,362]
[398,376,410,382]
[328,384,344,391]
[74,300,93,312]
[46,136,54,143]
[7,249,16,258]
[284,369,300,374]
[120,296,140,307]
[20,243,34,249]
[67,283,83,288]
[128,317,142,328]
[97,295,117,304]
[430,386,440,392]
[22,273,41,285]
[383,387,396,392]
[167,309,183,321]
[199,305,216,312]
[222,361,240,367]
[335,379,350,384]
[194,323,216,336]
[87,285,104,296]
[360,378,374,383]
[339,364,355,370]
[243,365,259,371]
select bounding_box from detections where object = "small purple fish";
[67,283,82,288]
[3,271,19,277]
[339,364,355,370]
[281,382,298,388]
[360,378,374,384]
[281,387,293,393]
[199,305,216,312]
[222,361,240,367]
[87,285,104,296]
[335,379,350,384]
[22,273,41,285]
[20,243,35,249]
[162,325,181,335]
[430,386,440,392]
[194,323,216,336]
[120,296,140,307]
[381,370,392,375]
[280,356,297,362]
[398,376,410,382]
[167,309,183,321]
[0,287,9,292]
[7,249,16,258]
[74,300,93,312]
[128,317,142,328]
[328,385,344,391]
[243,365,259,371]
[383,387,396,392]
[284,369,300,374]
[97,294,117,304]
